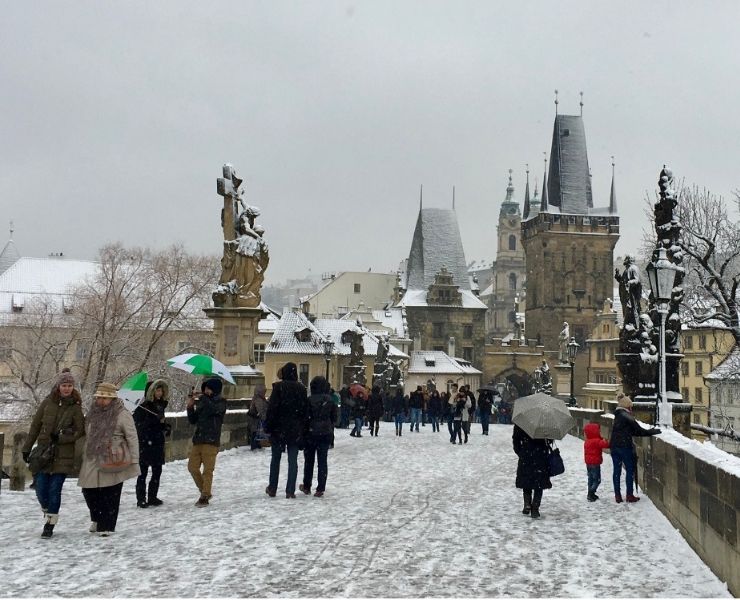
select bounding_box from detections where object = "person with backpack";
[133,379,171,508]
[265,362,309,498]
[22,369,85,538]
[299,376,337,497]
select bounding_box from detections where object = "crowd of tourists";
[21,363,659,537]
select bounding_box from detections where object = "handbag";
[548,442,565,477]
[27,443,56,474]
[98,440,133,473]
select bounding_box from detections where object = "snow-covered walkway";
[0,424,730,597]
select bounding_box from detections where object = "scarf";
[86,399,124,462]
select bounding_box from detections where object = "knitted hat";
[617,394,632,409]
[56,370,75,388]
[94,382,118,399]
[202,377,223,396]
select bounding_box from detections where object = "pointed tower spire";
[505,169,514,202]
[523,165,531,219]
[540,154,549,212]
[9,220,14,240]
[609,156,617,213]
[554,89,559,115]
[419,184,423,211]
[580,91,584,116]
[452,185,456,210]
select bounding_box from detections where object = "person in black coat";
[349,389,366,438]
[513,424,552,518]
[478,391,493,435]
[299,376,337,497]
[610,394,660,503]
[187,378,227,507]
[133,379,171,508]
[428,390,442,432]
[408,387,424,432]
[390,388,407,436]
[367,386,385,437]
[265,362,309,498]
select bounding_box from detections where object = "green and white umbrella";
[118,371,148,413]
[166,353,236,385]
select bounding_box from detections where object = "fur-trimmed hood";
[145,379,170,402]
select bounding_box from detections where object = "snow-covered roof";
[0,239,21,276]
[479,283,494,298]
[467,260,491,272]
[407,351,481,375]
[705,346,740,381]
[266,310,408,359]
[370,307,408,339]
[397,289,488,310]
[258,312,280,334]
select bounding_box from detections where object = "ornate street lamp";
[567,337,579,407]
[646,247,679,428]
[322,334,334,383]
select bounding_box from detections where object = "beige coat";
[77,408,140,489]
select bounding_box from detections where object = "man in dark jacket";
[390,388,407,436]
[367,386,385,437]
[299,376,337,497]
[265,362,309,498]
[478,391,493,436]
[610,394,660,503]
[409,386,424,432]
[134,379,171,508]
[187,377,227,507]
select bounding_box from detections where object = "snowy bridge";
[0,425,732,597]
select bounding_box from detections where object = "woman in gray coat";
[77,382,140,536]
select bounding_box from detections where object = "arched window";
[509,273,517,291]
[508,235,516,251]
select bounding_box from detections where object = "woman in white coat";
[78,382,140,536]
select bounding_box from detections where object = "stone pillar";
[203,306,266,403]
[553,363,571,398]
[10,432,27,491]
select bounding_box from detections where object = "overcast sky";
[2,1,739,284]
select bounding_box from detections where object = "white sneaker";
[89,521,97,533]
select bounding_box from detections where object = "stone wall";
[568,407,740,596]
[163,409,251,462]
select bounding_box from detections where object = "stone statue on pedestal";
[213,164,270,308]
[558,322,569,364]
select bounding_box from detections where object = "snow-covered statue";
[213,164,270,308]
[376,334,390,364]
[615,255,642,329]
[558,322,569,364]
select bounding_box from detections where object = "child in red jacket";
[584,422,610,501]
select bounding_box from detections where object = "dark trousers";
[82,483,124,532]
[480,412,490,434]
[523,488,543,509]
[368,418,380,435]
[303,439,330,492]
[429,415,439,432]
[611,447,635,496]
[270,442,299,495]
[136,462,162,503]
[587,464,602,494]
[461,421,470,442]
[447,415,454,437]
[351,417,363,436]
[451,420,463,443]
[340,406,350,428]
[34,472,66,515]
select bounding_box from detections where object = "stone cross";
[216,164,242,242]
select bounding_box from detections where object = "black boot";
[522,490,532,515]
[531,490,542,518]
[41,514,58,538]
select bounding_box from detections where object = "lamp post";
[322,334,334,383]
[646,247,679,428]
[567,337,579,407]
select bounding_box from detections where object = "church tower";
[521,111,620,351]
[488,170,526,337]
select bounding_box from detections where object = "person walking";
[367,386,384,436]
[442,391,454,439]
[583,422,610,501]
[133,379,171,508]
[478,390,493,435]
[409,386,423,432]
[428,389,442,432]
[299,376,337,497]
[512,424,551,519]
[610,394,660,503]
[390,388,407,436]
[265,362,309,498]
[339,386,351,429]
[187,378,227,507]
[460,390,473,443]
[349,389,366,438]
[247,383,268,450]
[450,391,468,444]
[22,370,85,538]
[78,382,140,536]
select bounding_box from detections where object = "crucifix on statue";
[216,164,244,242]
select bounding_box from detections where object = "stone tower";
[488,170,526,337]
[521,113,620,352]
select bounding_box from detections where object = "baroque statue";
[213,164,270,308]
[558,322,569,363]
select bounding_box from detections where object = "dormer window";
[294,327,312,343]
[341,330,354,345]
[424,355,436,367]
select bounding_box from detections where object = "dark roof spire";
[452,185,456,210]
[522,165,531,219]
[547,112,592,213]
[554,89,559,115]
[540,154,549,212]
[580,91,584,116]
[419,184,423,211]
[609,156,617,214]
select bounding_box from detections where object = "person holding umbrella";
[187,378,227,507]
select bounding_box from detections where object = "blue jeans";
[480,412,490,434]
[395,413,405,430]
[587,464,602,494]
[270,442,299,495]
[409,408,421,431]
[352,417,364,436]
[34,472,66,515]
[303,438,331,492]
[611,447,635,496]
[429,415,439,432]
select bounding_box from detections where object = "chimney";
[448,336,456,358]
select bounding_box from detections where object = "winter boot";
[626,494,641,503]
[299,484,311,495]
[194,495,209,507]
[374,424,379,436]
[89,521,98,533]
[137,501,149,508]
[522,490,532,515]
[587,492,597,502]
[615,493,623,503]
[265,486,277,497]
[41,514,58,538]
[148,498,164,507]
[350,430,357,437]
[530,506,541,519]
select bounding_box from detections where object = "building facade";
[301,271,397,318]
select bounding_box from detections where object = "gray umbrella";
[512,392,576,440]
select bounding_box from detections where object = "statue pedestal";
[553,363,572,399]
[203,306,266,403]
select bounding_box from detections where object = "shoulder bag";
[548,441,565,477]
